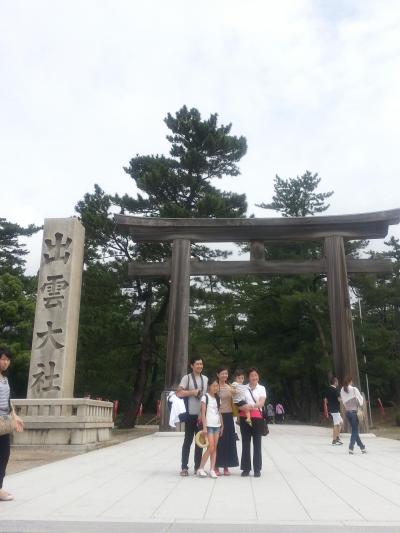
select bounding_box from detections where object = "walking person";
[215,367,239,476]
[266,403,275,424]
[239,368,266,478]
[176,356,208,476]
[324,376,343,446]
[340,376,366,455]
[275,402,285,423]
[197,378,223,478]
[0,347,24,501]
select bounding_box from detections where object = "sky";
[1,0,400,274]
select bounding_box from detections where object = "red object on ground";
[156,400,161,417]
[323,398,329,419]
[112,400,119,420]
[377,398,385,417]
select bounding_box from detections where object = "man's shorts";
[330,412,343,425]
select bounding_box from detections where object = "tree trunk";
[120,286,169,428]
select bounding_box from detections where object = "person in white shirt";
[197,378,223,478]
[239,367,266,477]
[340,376,366,455]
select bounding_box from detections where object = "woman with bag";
[239,367,266,478]
[215,367,239,476]
[340,376,366,455]
[0,347,24,501]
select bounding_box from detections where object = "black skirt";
[216,412,239,468]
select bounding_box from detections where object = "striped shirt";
[0,376,10,416]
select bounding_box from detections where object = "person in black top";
[324,376,343,446]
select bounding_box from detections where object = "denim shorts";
[207,426,220,434]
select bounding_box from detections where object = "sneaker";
[197,468,207,477]
[349,449,354,455]
[210,470,218,479]
[335,438,343,445]
[332,440,338,446]
[361,448,367,454]
[180,468,189,477]
[241,470,250,477]
[254,471,261,478]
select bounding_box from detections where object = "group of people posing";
[324,375,366,454]
[176,357,267,478]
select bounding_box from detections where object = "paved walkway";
[1,425,400,532]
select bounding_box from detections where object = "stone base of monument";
[10,398,114,450]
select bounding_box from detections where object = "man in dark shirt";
[324,376,343,445]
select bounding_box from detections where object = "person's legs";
[209,431,220,472]
[0,434,11,492]
[181,415,198,470]
[240,417,251,474]
[252,420,263,474]
[199,442,210,471]
[346,411,357,451]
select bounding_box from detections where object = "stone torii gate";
[116,209,400,429]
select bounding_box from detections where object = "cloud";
[1,0,400,273]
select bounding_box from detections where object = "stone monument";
[12,218,114,449]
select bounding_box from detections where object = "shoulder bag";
[0,403,17,436]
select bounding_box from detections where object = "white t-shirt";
[232,381,247,403]
[201,393,221,427]
[244,384,267,405]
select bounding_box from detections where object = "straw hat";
[195,430,209,449]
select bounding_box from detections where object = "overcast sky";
[2,0,400,274]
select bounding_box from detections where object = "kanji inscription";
[44,232,72,264]
[40,274,69,308]
[36,321,64,350]
[31,361,61,393]
[28,218,85,398]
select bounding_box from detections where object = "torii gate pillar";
[160,239,191,430]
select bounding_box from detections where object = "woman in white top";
[340,376,366,454]
[197,377,224,478]
[239,367,266,477]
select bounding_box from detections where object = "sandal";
[223,468,231,476]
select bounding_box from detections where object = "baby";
[231,369,252,426]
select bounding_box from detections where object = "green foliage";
[0,272,36,396]
[256,171,333,217]
[75,106,248,425]
[0,218,41,275]
[352,237,400,403]
[121,106,247,219]
[75,263,140,406]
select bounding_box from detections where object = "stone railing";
[11,398,114,448]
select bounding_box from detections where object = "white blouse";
[340,385,363,411]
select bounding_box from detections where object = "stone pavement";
[1,425,400,532]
